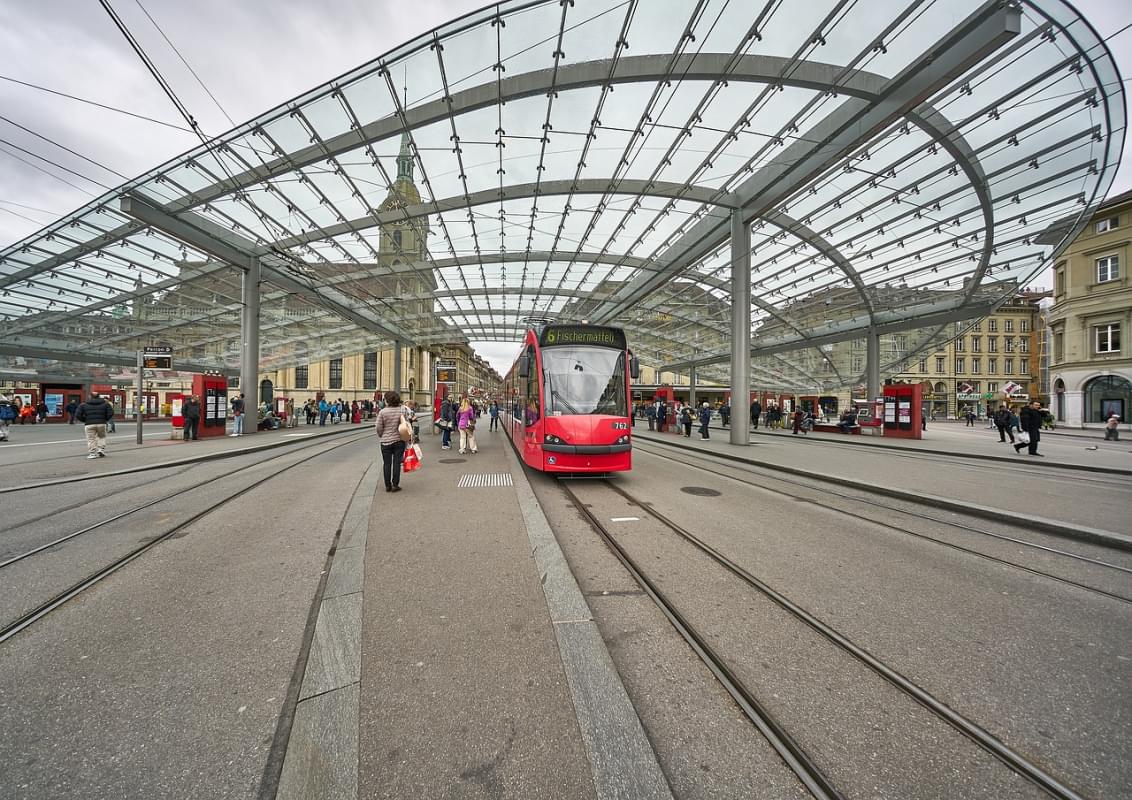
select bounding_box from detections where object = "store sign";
[956,392,981,401]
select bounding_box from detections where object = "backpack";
[0,402,16,421]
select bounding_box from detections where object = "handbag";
[398,414,413,443]
[1016,430,1030,445]
[402,445,421,473]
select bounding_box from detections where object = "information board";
[142,346,173,370]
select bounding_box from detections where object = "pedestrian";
[438,395,455,449]
[318,398,329,426]
[646,402,656,431]
[0,392,16,441]
[699,401,711,440]
[36,400,48,424]
[489,400,500,431]
[680,404,693,437]
[1104,412,1121,441]
[75,391,114,458]
[656,401,668,433]
[965,406,976,427]
[792,408,804,435]
[750,399,761,429]
[374,390,409,493]
[720,401,730,426]
[457,396,478,454]
[182,395,201,441]
[1014,399,1044,456]
[64,398,78,424]
[993,405,1014,444]
[231,392,246,436]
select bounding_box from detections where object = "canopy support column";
[866,328,880,409]
[689,366,697,412]
[393,341,403,397]
[241,257,260,434]
[730,209,751,447]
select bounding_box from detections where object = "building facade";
[1042,191,1132,430]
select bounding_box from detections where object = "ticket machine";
[882,383,923,440]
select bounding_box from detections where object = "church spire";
[396,132,414,182]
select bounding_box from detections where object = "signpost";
[137,347,173,444]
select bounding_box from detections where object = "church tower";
[378,133,430,261]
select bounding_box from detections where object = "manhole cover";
[439,458,467,464]
[681,486,721,497]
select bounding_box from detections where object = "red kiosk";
[192,374,229,439]
[882,383,923,440]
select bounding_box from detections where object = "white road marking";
[610,516,640,522]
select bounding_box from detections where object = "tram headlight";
[544,433,561,444]
[616,435,629,444]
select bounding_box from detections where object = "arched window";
[934,381,947,394]
[260,378,274,405]
[1083,375,1130,423]
[1054,378,1065,421]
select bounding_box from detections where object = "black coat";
[76,397,114,425]
[1019,406,1042,433]
[183,401,201,421]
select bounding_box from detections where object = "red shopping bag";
[402,445,421,473]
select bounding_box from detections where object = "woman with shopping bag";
[375,390,413,492]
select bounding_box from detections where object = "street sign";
[142,346,173,370]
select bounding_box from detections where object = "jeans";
[319,411,327,426]
[234,413,244,435]
[996,424,1013,443]
[489,415,499,430]
[441,425,452,447]
[184,418,199,440]
[381,440,406,488]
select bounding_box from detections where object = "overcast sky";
[1,0,1129,374]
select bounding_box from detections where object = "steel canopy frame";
[0,0,1124,392]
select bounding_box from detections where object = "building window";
[988,358,997,374]
[1096,323,1121,354]
[955,357,965,373]
[936,357,945,372]
[363,352,378,390]
[1020,339,1029,353]
[988,382,998,393]
[1054,331,1064,362]
[295,365,308,389]
[988,337,998,353]
[1096,255,1120,283]
[1005,319,1014,333]
[392,229,402,249]
[1020,320,1029,333]
[1005,338,1015,353]
[1005,358,1014,374]
[972,357,981,373]
[329,358,343,390]
[1020,358,1029,374]
[1056,268,1066,296]
[919,358,927,373]
[955,337,965,352]
[988,319,998,332]
[1095,216,1118,233]
[971,337,981,353]
[851,355,863,373]
[972,321,981,332]
[1083,374,1131,423]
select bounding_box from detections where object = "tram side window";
[524,346,540,425]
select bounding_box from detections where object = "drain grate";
[680,486,721,497]
[457,473,514,488]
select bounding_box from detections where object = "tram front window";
[541,346,627,416]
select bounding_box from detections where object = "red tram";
[502,324,639,474]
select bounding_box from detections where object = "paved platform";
[632,423,1132,548]
[276,424,671,800]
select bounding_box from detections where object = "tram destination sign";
[141,346,173,370]
[539,325,626,348]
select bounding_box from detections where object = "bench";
[813,422,861,435]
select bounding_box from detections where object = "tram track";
[560,477,1089,800]
[634,440,1132,605]
[0,430,371,645]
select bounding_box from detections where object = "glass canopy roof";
[0,0,1124,390]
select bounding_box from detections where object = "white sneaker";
[87,453,98,459]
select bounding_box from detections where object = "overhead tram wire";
[0,114,130,183]
[0,74,196,133]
